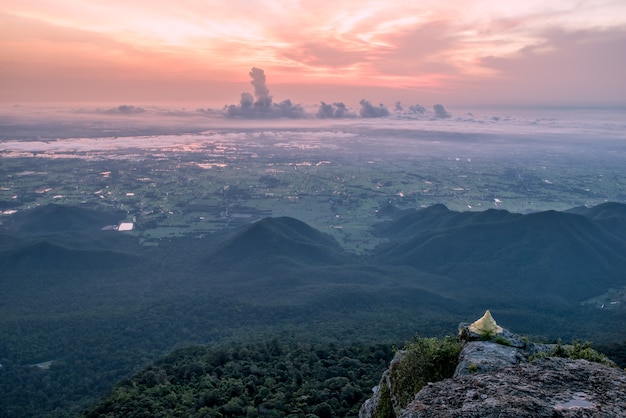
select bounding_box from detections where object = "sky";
[2,0,626,107]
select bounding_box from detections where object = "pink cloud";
[2,2,626,106]
[372,21,461,77]
[478,28,626,105]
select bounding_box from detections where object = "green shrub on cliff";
[376,336,462,417]
[532,340,617,367]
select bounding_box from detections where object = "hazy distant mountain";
[372,203,519,238]
[0,239,138,270]
[372,204,626,303]
[207,216,351,270]
[3,203,126,236]
[566,201,626,219]
[0,204,140,271]
[566,201,626,236]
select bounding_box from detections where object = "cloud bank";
[59,82,459,126]
[359,99,390,118]
[316,102,355,119]
[105,105,146,115]
[222,68,461,121]
[225,68,306,119]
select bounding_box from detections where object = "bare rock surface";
[453,340,526,377]
[360,312,626,418]
[400,357,626,418]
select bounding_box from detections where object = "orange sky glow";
[2,0,626,107]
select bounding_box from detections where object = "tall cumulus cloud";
[225,68,306,119]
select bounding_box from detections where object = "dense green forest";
[83,340,394,418]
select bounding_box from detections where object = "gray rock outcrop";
[453,340,526,377]
[400,357,626,417]
[360,311,626,418]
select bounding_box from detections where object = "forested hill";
[371,202,626,304]
[206,216,353,270]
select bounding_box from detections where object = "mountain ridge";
[0,239,139,270]
[371,203,626,303]
[3,203,127,236]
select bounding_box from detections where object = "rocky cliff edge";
[360,310,626,418]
